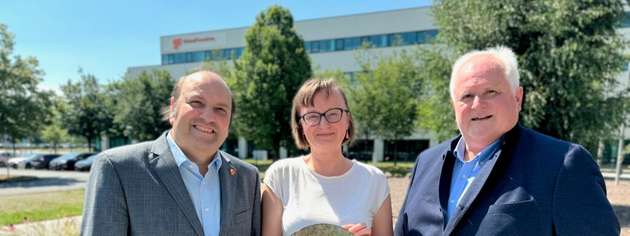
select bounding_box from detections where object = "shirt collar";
[454,136,502,163]
[166,131,223,171]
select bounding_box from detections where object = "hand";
[342,224,371,236]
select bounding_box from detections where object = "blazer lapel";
[438,146,456,230]
[444,126,521,235]
[148,133,204,236]
[444,148,502,235]
[218,152,238,235]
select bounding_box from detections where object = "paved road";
[0,168,89,196]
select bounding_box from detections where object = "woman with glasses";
[262,78,393,236]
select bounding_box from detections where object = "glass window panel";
[344,37,361,50]
[192,51,204,62]
[304,41,311,52]
[418,30,438,44]
[235,47,244,58]
[335,39,345,51]
[311,41,320,53]
[204,51,213,61]
[168,54,175,64]
[175,53,182,63]
[320,40,332,52]
[622,12,630,28]
[186,52,194,62]
[402,32,417,45]
[387,33,403,46]
[371,35,383,47]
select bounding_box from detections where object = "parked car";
[0,152,12,167]
[28,154,61,169]
[8,153,41,169]
[49,152,95,170]
[74,153,100,171]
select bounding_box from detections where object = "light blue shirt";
[446,137,502,223]
[167,132,222,236]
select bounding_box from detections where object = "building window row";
[162,47,244,65]
[161,29,438,65]
[306,29,438,53]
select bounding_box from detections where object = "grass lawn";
[0,190,84,226]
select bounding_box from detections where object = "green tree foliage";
[61,71,113,151]
[351,50,422,161]
[0,24,52,152]
[112,70,174,141]
[232,5,312,158]
[414,46,459,141]
[431,0,628,149]
[41,97,70,153]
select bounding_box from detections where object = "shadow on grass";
[613,204,630,228]
[0,176,80,189]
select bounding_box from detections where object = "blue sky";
[0,0,432,93]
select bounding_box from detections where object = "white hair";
[449,46,520,100]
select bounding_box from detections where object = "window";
[344,37,361,50]
[203,50,213,61]
[401,32,417,45]
[192,51,204,62]
[621,11,630,28]
[304,42,311,52]
[335,39,345,51]
[371,35,384,47]
[387,33,403,46]
[311,41,320,53]
[162,30,440,65]
[235,47,244,58]
[417,30,438,44]
[320,40,332,52]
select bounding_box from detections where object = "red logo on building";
[172,38,182,50]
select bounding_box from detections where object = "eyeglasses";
[300,108,350,126]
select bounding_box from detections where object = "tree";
[414,46,459,141]
[61,70,113,151]
[113,70,174,141]
[231,5,312,159]
[41,96,70,153]
[0,23,53,154]
[351,50,422,163]
[431,0,628,150]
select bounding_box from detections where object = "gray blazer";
[81,132,261,236]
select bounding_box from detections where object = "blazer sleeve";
[394,153,422,236]
[81,155,129,236]
[251,171,262,236]
[552,144,620,236]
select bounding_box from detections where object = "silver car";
[7,153,41,169]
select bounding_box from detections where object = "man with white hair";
[395,46,619,235]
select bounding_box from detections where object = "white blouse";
[263,156,390,235]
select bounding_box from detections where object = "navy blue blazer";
[395,125,619,235]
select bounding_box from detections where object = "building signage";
[161,32,227,53]
[172,36,217,50]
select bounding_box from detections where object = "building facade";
[127,6,630,163]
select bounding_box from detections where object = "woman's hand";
[342,224,371,236]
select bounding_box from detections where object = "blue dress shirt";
[167,133,222,236]
[446,137,502,223]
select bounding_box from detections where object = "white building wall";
[125,6,630,159]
